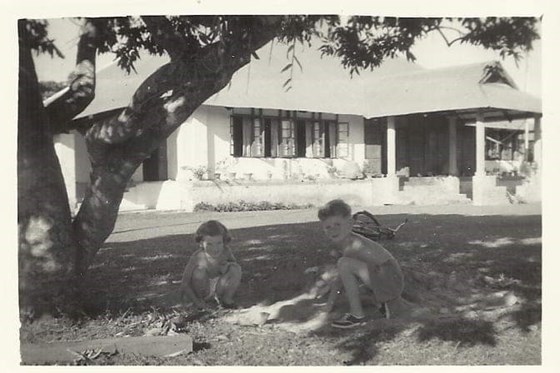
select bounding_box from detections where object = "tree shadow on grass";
[416,317,497,347]
[80,211,540,363]
[317,323,404,365]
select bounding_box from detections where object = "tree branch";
[72,16,284,267]
[45,19,100,133]
[83,16,283,147]
[435,27,452,47]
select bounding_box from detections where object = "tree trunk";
[18,16,282,316]
[18,21,77,317]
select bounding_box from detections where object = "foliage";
[193,200,314,212]
[184,165,207,180]
[362,159,381,176]
[29,16,539,77]
[23,19,64,58]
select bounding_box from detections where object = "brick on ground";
[20,334,193,365]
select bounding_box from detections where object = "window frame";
[230,109,349,160]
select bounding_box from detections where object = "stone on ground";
[21,334,193,365]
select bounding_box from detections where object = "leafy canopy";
[24,16,540,77]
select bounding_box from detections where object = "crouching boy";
[181,220,242,310]
[318,199,404,328]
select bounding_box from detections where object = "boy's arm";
[180,256,211,309]
[324,275,342,313]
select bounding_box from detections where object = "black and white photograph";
[5,0,558,368]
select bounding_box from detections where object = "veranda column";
[386,116,396,177]
[448,116,458,176]
[534,114,542,173]
[524,120,530,161]
[475,112,486,176]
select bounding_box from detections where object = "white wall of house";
[340,113,365,165]
[53,133,77,208]
[170,106,367,181]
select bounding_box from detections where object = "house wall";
[171,105,366,180]
[53,133,77,209]
[54,131,92,208]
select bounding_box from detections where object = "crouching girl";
[181,220,242,310]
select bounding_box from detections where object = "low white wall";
[472,175,510,205]
[515,173,541,203]
[120,178,398,212]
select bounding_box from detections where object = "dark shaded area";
[69,211,540,363]
[417,317,497,347]
[314,322,404,365]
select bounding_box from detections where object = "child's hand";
[329,249,341,258]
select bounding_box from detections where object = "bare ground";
[20,203,542,365]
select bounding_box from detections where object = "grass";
[20,204,542,365]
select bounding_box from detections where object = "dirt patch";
[19,204,542,365]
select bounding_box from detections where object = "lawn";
[20,203,542,365]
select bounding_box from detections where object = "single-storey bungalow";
[52,42,542,211]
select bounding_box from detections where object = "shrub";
[193,200,314,212]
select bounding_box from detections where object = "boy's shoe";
[331,313,366,329]
[379,302,391,319]
[220,301,239,310]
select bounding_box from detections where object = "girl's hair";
[195,220,232,243]
[317,199,352,221]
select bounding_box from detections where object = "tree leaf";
[281,63,293,73]
[251,51,260,60]
[286,43,295,59]
[293,55,303,71]
[282,78,292,88]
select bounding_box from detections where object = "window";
[230,109,348,159]
[337,122,350,158]
[485,129,524,161]
[251,116,264,157]
[279,119,296,157]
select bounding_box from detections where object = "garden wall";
[120,178,397,212]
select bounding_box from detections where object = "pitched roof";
[360,62,541,118]
[75,42,541,120]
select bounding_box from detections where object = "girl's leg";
[337,257,372,318]
[191,267,211,300]
[216,263,242,305]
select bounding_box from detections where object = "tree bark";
[18,20,77,316]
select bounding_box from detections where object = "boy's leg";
[216,263,242,305]
[191,267,212,300]
[337,257,372,318]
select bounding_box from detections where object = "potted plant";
[190,165,208,180]
[215,157,238,180]
[362,160,378,178]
